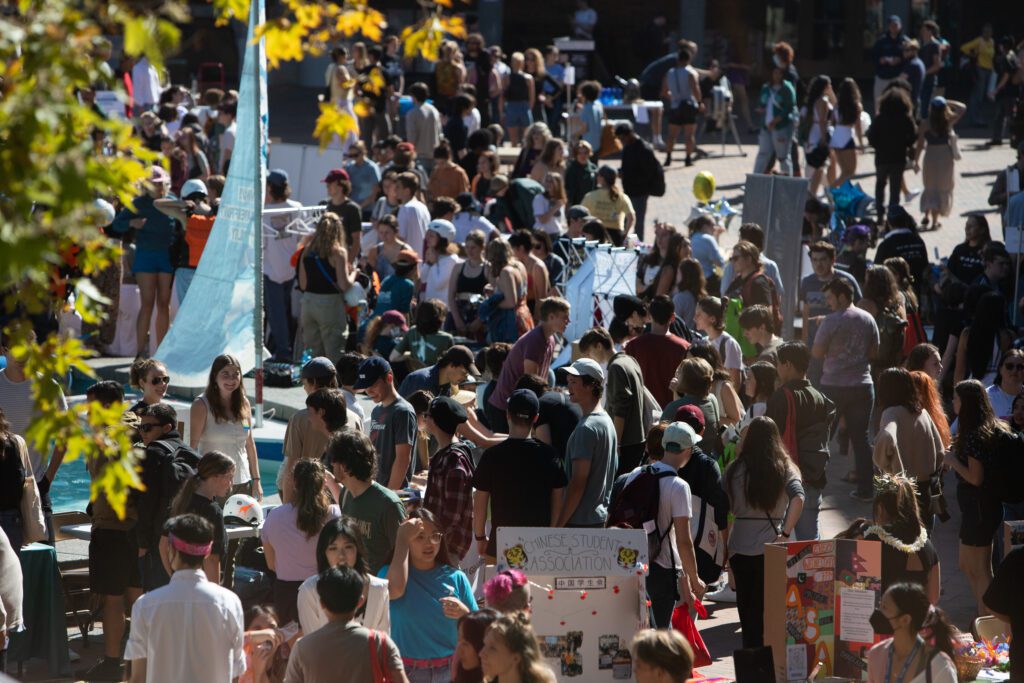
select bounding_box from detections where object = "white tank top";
[197,394,251,484]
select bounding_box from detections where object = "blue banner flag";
[156,0,268,386]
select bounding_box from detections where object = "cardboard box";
[765,539,882,682]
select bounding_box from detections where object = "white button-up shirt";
[125,568,246,683]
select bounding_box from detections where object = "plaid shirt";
[423,441,475,561]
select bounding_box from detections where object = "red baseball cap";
[322,168,350,183]
[674,404,706,435]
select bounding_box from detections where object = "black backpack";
[986,431,1024,504]
[607,465,677,565]
[874,306,908,368]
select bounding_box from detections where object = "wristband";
[780,530,791,538]
[475,535,487,541]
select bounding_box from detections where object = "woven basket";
[954,653,985,682]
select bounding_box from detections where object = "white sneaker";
[903,187,922,202]
[705,583,737,603]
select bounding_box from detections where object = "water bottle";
[301,348,313,366]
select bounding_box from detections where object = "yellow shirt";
[961,36,995,70]
[581,188,634,231]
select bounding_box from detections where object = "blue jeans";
[970,66,992,125]
[174,267,196,303]
[405,662,451,683]
[821,383,875,497]
[264,277,294,360]
[794,485,822,541]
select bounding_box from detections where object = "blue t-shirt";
[691,232,724,278]
[344,159,382,206]
[378,563,478,660]
[580,101,604,149]
[372,275,415,317]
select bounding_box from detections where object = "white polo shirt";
[125,568,246,683]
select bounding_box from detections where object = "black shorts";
[957,482,1003,547]
[668,102,698,126]
[89,528,141,595]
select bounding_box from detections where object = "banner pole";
[252,8,265,429]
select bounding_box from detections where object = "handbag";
[17,435,47,544]
[671,601,712,668]
[367,629,394,683]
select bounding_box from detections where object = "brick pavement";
[19,98,1012,682]
[267,97,1020,679]
[642,127,1013,679]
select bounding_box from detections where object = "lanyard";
[886,636,923,683]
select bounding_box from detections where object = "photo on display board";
[561,631,583,677]
[598,635,619,669]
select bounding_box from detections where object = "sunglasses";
[138,423,164,433]
[532,243,544,250]
[1004,363,1024,371]
[149,376,170,385]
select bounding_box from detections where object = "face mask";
[773,54,785,68]
[870,609,896,635]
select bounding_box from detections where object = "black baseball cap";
[428,396,468,434]
[506,389,540,421]
[353,356,392,390]
[439,345,480,375]
[300,357,337,381]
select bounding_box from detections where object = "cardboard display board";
[742,174,809,341]
[496,527,649,682]
[765,539,882,682]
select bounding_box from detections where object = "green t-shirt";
[340,481,408,574]
[393,329,454,366]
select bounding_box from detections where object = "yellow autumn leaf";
[434,0,453,7]
[256,20,307,69]
[312,103,359,149]
[336,10,363,37]
[353,100,371,117]
[361,8,386,41]
[439,16,467,39]
[212,0,251,26]
[294,4,322,29]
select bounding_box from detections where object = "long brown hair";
[725,416,796,513]
[863,265,901,311]
[872,473,924,544]
[953,379,1009,449]
[292,459,331,538]
[170,451,235,517]
[205,354,250,423]
[309,212,346,260]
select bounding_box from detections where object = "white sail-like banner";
[156,0,268,386]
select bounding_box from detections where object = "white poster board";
[496,527,649,682]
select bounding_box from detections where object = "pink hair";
[484,570,530,611]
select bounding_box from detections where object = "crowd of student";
[5,11,1024,683]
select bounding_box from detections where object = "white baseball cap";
[180,178,208,199]
[562,358,605,382]
[662,421,701,452]
[427,219,456,243]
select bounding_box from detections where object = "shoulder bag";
[17,435,47,544]
[367,629,394,683]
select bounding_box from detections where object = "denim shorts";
[504,101,533,128]
[133,248,175,274]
